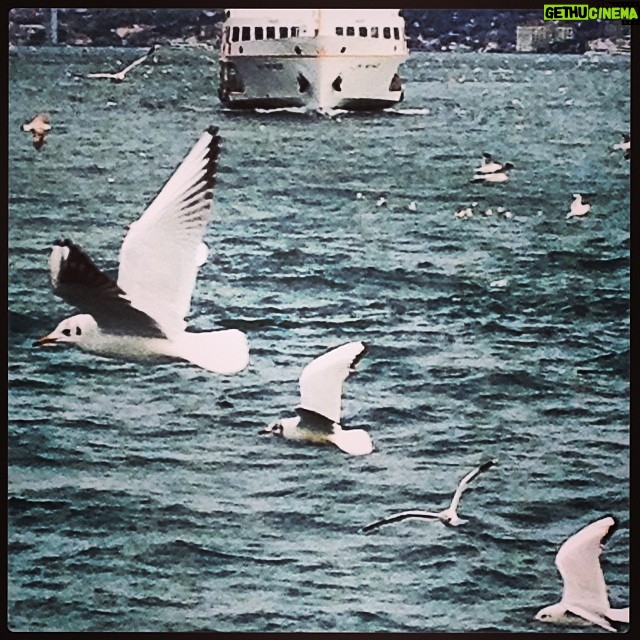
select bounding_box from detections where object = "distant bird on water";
[87,43,160,82]
[472,162,514,184]
[455,206,473,218]
[475,152,504,174]
[566,194,591,219]
[612,133,630,160]
[21,113,51,150]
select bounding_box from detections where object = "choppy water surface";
[8,47,630,632]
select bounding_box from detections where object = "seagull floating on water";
[566,193,591,219]
[408,201,418,212]
[454,207,473,218]
[376,196,388,207]
[612,133,629,160]
[21,113,51,150]
[472,162,514,183]
[535,516,629,633]
[475,152,504,174]
[33,126,250,375]
[86,44,160,82]
[360,460,496,532]
[261,341,374,456]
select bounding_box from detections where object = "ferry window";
[242,26,251,41]
[371,26,379,38]
[383,27,391,39]
[279,26,288,38]
[346,26,355,36]
[394,27,400,40]
[336,27,343,36]
[359,27,367,37]
[255,26,264,40]
[231,26,240,42]
[291,26,299,37]
[266,26,275,39]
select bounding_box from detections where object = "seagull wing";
[117,126,221,337]
[49,239,165,337]
[295,407,336,435]
[298,341,366,423]
[87,72,116,79]
[448,460,495,513]
[556,516,616,615]
[565,605,617,633]
[120,52,149,75]
[360,510,441,533]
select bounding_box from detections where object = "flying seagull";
[535,516,629,632]
[566,193,591,219]
[360,460,496,532]
[21,113,51,150]
[33,126,250,375]
[260,341,374,455]
[86,44,160,82]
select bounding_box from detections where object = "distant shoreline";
[8,8,632,55]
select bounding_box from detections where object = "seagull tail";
[329,428,374,456]
[175,329,249,374]
[607,608,629,624]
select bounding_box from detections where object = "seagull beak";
[32,334,57,347]
[258,427,271,435]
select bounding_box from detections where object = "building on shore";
[516,23,574,52]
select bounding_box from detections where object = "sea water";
[8,46,629,632]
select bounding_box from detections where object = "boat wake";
[254,106,312,115]
[383,107,431,116]
[222,106,428,119]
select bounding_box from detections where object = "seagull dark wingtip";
[351,341,368,368]
[478,459,496,473]
[359,523,377,534]
[53,238,73,248]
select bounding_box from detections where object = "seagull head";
[259,417,299,437]
[534,604,570,625]
[33,314,99,347]
[439,509,465,527]
[260,420,284,436]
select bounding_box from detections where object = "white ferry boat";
[218,9,408,112]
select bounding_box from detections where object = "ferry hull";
[219,54,405,112]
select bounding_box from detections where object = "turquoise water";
[8,47,630,632]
